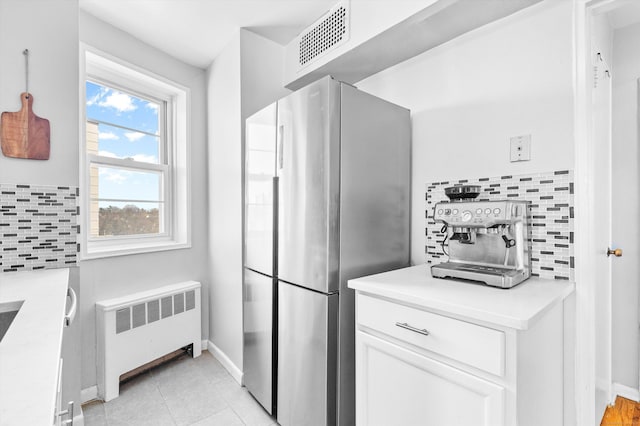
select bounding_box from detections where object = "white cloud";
[97,150,119,158]
[125,132,144,142]
[99,132,118,140]
[99,168,130,184]
[145,103,158,111]
[86,94,100,107]
[86,86,110,106]
[98,92,137,112]
[131,154,157,163]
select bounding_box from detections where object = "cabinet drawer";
[356,294,505,376]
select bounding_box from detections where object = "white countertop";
[0,268,69,426]
[348,264,574,330]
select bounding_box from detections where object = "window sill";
[81,239,191,260]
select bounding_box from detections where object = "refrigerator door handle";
[278,125,284,170]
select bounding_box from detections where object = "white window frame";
[80,45,191,259]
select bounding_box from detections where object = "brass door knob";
[607,248,623,257]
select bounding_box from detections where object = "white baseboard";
[207,340,243,385]
[80,385,98,404]
[596,377,612,404]
[201,339,208,351]
[612,382,640,403]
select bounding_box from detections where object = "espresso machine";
[430,185,531,288]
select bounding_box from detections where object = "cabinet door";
[356,331,504,426]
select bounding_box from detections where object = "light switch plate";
[510,134,531,162]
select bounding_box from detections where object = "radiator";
[96,281,202,401]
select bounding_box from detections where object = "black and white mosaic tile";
[0,183,78,272]
[425,170,574,281]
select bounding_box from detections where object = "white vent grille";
[113,289,196,334]
[299,1,350,67]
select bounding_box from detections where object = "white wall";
[357,0,575,265]
[206,33,243,372]
[240,30,291,123]
[207,29,289,374]
[611,21,640,391]
[0,0,82,414]
[79,11,209,390]
[593,14,614,64]
[0,0,79,186]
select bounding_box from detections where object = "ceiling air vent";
[298,1,350,68]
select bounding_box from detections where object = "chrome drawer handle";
[395,322,430,336]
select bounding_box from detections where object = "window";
[81,49,190,258]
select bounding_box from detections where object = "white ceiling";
[78,0,640,70]
[79,0,339,69]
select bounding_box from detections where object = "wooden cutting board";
[1,92,50,160]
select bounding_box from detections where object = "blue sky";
[86,81,162,209]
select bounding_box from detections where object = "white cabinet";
[53,358,75,426]
[54,358,63,426]
[353,282,567,426]
[357,330,504,426]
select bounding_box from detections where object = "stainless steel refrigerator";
[243,76,410,426]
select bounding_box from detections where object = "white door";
[592,49,613,419]
[355,331,504,426]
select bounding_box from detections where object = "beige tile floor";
[82,351,277,426]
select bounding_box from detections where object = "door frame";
[574,0,623,423]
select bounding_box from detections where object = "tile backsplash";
[425,170,574,281]
[0,183,78,272]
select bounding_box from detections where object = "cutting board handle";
[21,92,32,108]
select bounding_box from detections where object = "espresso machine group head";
[430,187,531,288]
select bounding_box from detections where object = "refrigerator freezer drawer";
[243,268,275,414]
[278,281,338,426]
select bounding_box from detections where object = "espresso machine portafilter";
[430,186,532,289]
